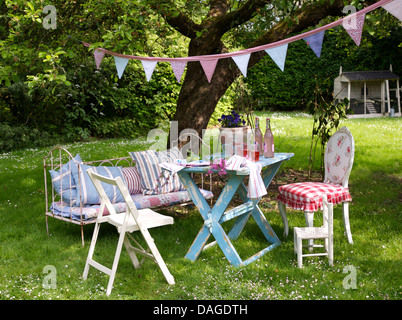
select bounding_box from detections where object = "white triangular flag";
[114,56,129,79]
[141,60,158,82]
[170,61,187,83]
[265,44,288,71]
[200,59,219,83]
[232,53,251,77]
[383,0,402,21]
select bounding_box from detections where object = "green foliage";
[0,0,185,146]
[0,0,401,151]
[243,11,402,112]
[0,122,58,152]
[307,94,350,178]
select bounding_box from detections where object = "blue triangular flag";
[232,54,251,77]
[303,31,325,58]
[114,56,129,79]
[265,44,288,71]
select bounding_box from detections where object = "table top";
[179,152,294,175]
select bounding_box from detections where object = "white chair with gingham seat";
[277,126,354,244]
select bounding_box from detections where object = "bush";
[0,122,59,152]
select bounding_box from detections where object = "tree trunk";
[172,43,241,146]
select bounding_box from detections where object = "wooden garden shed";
[333,66,401,116]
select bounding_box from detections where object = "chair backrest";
[86,168,140,222]
[323,126,355,187]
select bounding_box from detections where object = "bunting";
[141,60,158,82]
[114,56,129,79]
[200,59,219,83]
[170,61,187,83]
[303,31,325,58]
[82,0,396,82]
[383,0,402,21]
[232,54,251,77]
[94,49,105,69]
[265,44,288,71]
[343,13,366,46]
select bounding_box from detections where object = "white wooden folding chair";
[294,194,334,268]
[83,168,175,296]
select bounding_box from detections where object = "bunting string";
[80,0,399,82]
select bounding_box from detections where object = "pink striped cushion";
[277,182,351,212]
[122,167,143,195]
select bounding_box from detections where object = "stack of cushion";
[49,148,186,207]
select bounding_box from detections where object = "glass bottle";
[254,117,263,154]
[263,117,274,158]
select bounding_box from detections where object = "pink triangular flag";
[232,53,251,77]
[170,61,187,83]
[94,49,105,69]
[200,59,218,83]
[383,0,402,21]
[141,60,158,82]
[343,13,365,46]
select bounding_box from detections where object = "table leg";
[227,181,251,240]
[212,220,242,266]
[185,225,211,261]
[251,203,280,244]
[179,159,286,266]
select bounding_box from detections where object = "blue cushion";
[49,154,82,205]
[71,163,125,206]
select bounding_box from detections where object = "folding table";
[177,153,294,267]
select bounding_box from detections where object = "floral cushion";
[324,130,353,185]
[131,188,213,210]
[49,188,213,221]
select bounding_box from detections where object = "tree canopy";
[0,0,401,151]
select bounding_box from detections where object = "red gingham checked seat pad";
[277,182,352,212]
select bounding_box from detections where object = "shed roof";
[340,70,399,81]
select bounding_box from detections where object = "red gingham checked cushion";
[277,182,351,212]
[122,167,143,195]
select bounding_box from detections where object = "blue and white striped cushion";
[49,154,82,205]
[71,164,125,206]
[129,148,185,195]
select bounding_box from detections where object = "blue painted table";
[177,152,294,267]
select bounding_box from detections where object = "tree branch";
[207,0,231,20]
[211,0,271,35]
[149,0,201,38]
[247,0,345,68]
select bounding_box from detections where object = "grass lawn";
[0,112,400,301]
